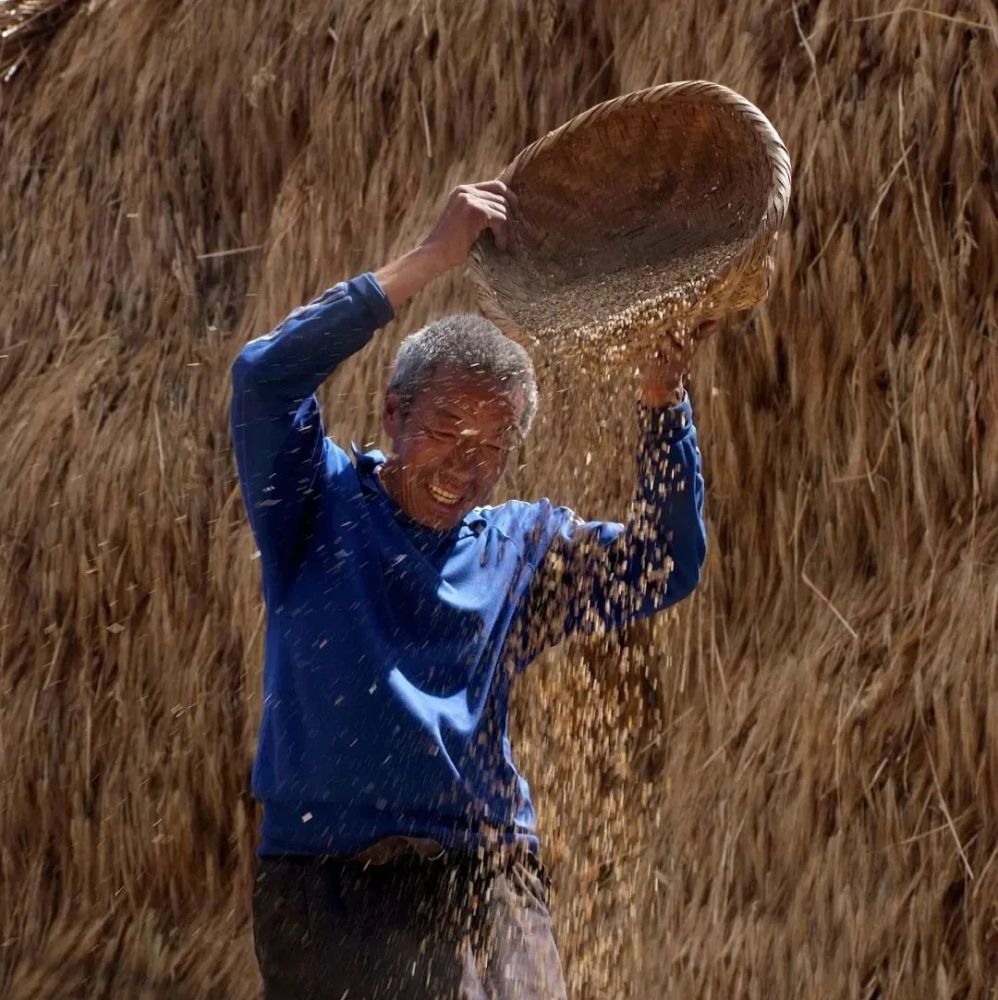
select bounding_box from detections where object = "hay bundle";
[1,1,995,997]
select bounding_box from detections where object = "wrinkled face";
[381,367,525,531]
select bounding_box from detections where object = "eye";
[485,432,519,457]
[426,425,459,442]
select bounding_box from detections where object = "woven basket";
[468,81,792,361]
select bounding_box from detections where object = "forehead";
[416,367,523,426]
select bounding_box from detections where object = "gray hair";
[387,314,538,434]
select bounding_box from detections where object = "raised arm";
[230,276,395,594]
[512,396,706,664]
[510,321,717,665]
[230,181,514,597]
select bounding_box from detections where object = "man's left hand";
[639,319,720,407]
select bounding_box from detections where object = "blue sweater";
[230,273,707,857]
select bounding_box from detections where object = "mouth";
[426,481,464,508]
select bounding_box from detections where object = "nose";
[442,439,485,484]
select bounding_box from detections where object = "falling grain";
[1,1,995,998]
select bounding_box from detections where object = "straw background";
[1,1,995,997]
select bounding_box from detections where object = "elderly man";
[231,181,708,998]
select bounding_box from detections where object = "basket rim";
[497,79,792,243]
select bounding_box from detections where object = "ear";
[383,390,404,440]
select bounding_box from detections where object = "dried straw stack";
[1,2,995,997]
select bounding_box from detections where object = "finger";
[471,191,513,205]
[651,337,681,363]
[658,330,693,361]
[470,197,508,225]
[489,217,509,253]
[473,191,516,221]
[473,180,519,212]
[482,209,509,252]
[470,196,510,219]
[473,192,511,216]
[473,179,512,198]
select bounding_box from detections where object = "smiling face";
[380,366,525,531]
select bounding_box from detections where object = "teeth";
[428,482,460,505]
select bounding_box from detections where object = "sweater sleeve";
[511,395,707,666]
[229,273,394,596]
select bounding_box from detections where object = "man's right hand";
[419,180,514,267]
[375,181,515,311]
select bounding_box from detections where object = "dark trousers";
[253,849,568,999]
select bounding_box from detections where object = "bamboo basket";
[469,80,792,360]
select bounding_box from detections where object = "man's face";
[382,367,524,531]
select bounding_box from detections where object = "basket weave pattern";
[469,81,792,359]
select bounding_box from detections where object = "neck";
[377,459,425,525]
